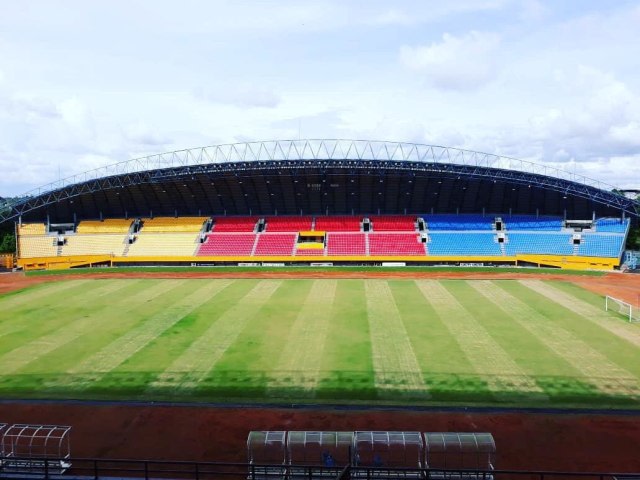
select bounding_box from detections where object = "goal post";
[605,295,640,323]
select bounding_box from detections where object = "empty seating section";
[326,233,366,255]
[18,236,58,258]
[505,233,573,256]
[18,223,46,235]
[127,233,199,256]
[370,216,416,231]
[197,234,257,256]
[254,234,297,255]
[141,217,207,233]
[503,215,563,230]
[76,219,132,234]
[16,215,628,261]
[429,233,501,256]
[578,235,625,257]
[212,217,257,232]
[369,233,426,256]
[424,214,494,230]
[61,235,127,256]
[595,218,629,233]
[265,217,312,232]
[315,216,361,232]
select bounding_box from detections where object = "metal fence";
[0,457,638,480]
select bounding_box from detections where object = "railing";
[5,140,631,207]
[0,457,639,480]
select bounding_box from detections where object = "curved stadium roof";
[2,139,638,224]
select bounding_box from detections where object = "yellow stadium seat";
[126,232,201,256]
[59,234,128,256]
[76,219,133,234]
[18,236,58,258]
[141,217,208,233]
[18,223,47,235]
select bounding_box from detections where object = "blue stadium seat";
[428,233,502,256]
[504,233,573,256]
[502,215,563,231]
[577,234,625,257]
[423,214,494,231]
[594,218,630,233]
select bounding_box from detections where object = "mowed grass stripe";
[443,281,596,401]
[151,280,282,389]
[268,280,337,390]
[389,281,493,401]
[66,280,233,386]
[316,280,375,399]
[27,280,189,375]
[113,280,259,374]
[203,280,311,396]
[388,281,479,375]
[0,280,134,374]
[520,280,640,348]
[0,280,100,335]
[0,280,141,357]
[471,281,640,398]
[365,280,428,395]
[416,280,546,400]
[501,281,640,382]
[0,279,92,311]
[443,282,584,377]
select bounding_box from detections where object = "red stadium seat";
[326,233,366,255]
[254,234,297,255]
[368,233,426,256]
[315,216,361,232]
[197,233,257,255]
[265,217,313,232]
[212,217,258,232]
[370,216,416,231]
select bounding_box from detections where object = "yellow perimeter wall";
[17,253,620,271]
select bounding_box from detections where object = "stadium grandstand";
[1,139,638,271]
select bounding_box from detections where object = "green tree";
[0,223,16,253]
[627,224,640,250]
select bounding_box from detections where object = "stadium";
[1,139,640,478]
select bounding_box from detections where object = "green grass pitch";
[1,277,639,408]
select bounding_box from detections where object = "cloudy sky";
[1,0,640,196]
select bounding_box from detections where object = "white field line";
[0,280,135,374]
[268,280,337,390]
[471,281,640,398]
[365,280,429,395]
[65,280,233,386]
[520,280,640,348]
[150,280,282,390]
[0,279,92,311]
[415,280,546,399]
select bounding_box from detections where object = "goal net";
[605,296,640,323]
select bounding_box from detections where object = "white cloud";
[194,84,281,109]
[1,1,640,197]
[526,66,640,161]
[399,31,501,90]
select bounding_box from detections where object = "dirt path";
[2,270,639,300]
[0,401,639,473]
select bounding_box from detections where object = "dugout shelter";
[1,424,72,474]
